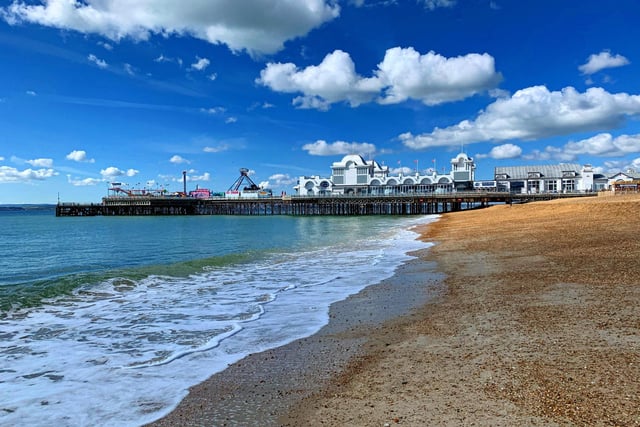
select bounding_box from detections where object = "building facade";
[493,163,596,193]
[296,152,476,196]
[607,170,640,192]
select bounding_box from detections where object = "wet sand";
[151,193,640,426]
[149,253,444,426]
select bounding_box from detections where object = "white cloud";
[66,150,95,163]
[187,172,210,182]
[203,144,230,153]
[477,143,522,160]
[258,47,501,110]
[225,117,237,124]
[579,51,630,75]
[124,63,135,75]
[376,47,502,105]
[201,106,226,115]
[420,0,456,10]
[26,90,37,96]
[67,175,102,186]
[563,133,640,158]
[208,73,217,81]
[522,146,576,163]
[399,86,640,149]
[101,167,138,179]
[98,41,112,50]
[0,166,57,183]
[390,166,415,175]
[268,173,296,185]
[516,133,640,163]
[155,54,182,66]
[1,0,340,56]
[88,53,107,68]
[26,158,53,167]
[169,155,190,164]
[258,50,381,110]
[302,139,377,156]
[190,56,210,71]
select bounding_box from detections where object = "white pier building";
[296,152,476,196]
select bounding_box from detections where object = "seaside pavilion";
[492,163,599,194]
[295,152,476,196]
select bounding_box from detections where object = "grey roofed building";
[494,163,594,193]
[494,163,582,180]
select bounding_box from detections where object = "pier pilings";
[55,192,596,217]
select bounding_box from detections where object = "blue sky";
[2,0,640,203]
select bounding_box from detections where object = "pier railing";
[55,191,597,217]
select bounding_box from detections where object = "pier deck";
[55,192,596,217]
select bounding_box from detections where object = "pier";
[55,192,596,217]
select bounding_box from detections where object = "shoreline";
[285,194,640,425]
[149,247,445,426]
[150,194,640,426]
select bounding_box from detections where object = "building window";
[562,179,575,192]
[546,180,558,192]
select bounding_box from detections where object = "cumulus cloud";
[88,53,108,68]
[579,51,630,75]
[563,133,640,158]
[302,139,377,156]
[0,166,57,183]
[26,158,53,167]
[386,166,415,175]
[66,150,95,163]
[257,47,501,110]
[258,50,381,110]
[101,167,138,180]
[376,48,502,105]
[1,0,340,56]
[67,175,102,186]
[265,173,296,188]
[399,86,640,150]
[477,143,523,160]
[190,56,210,71]
[169,155,190,164]
[187,172,210,182]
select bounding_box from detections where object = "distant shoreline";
[0,204,56,211]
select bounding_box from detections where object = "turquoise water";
[0,209,435,426]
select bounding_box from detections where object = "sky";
[2,0,640,203]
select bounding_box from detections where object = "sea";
[0,208,437,426]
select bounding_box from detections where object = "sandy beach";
[152,193,640,426]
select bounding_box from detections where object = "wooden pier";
[55,192,596,217]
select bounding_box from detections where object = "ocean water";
[0,209,436,426]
